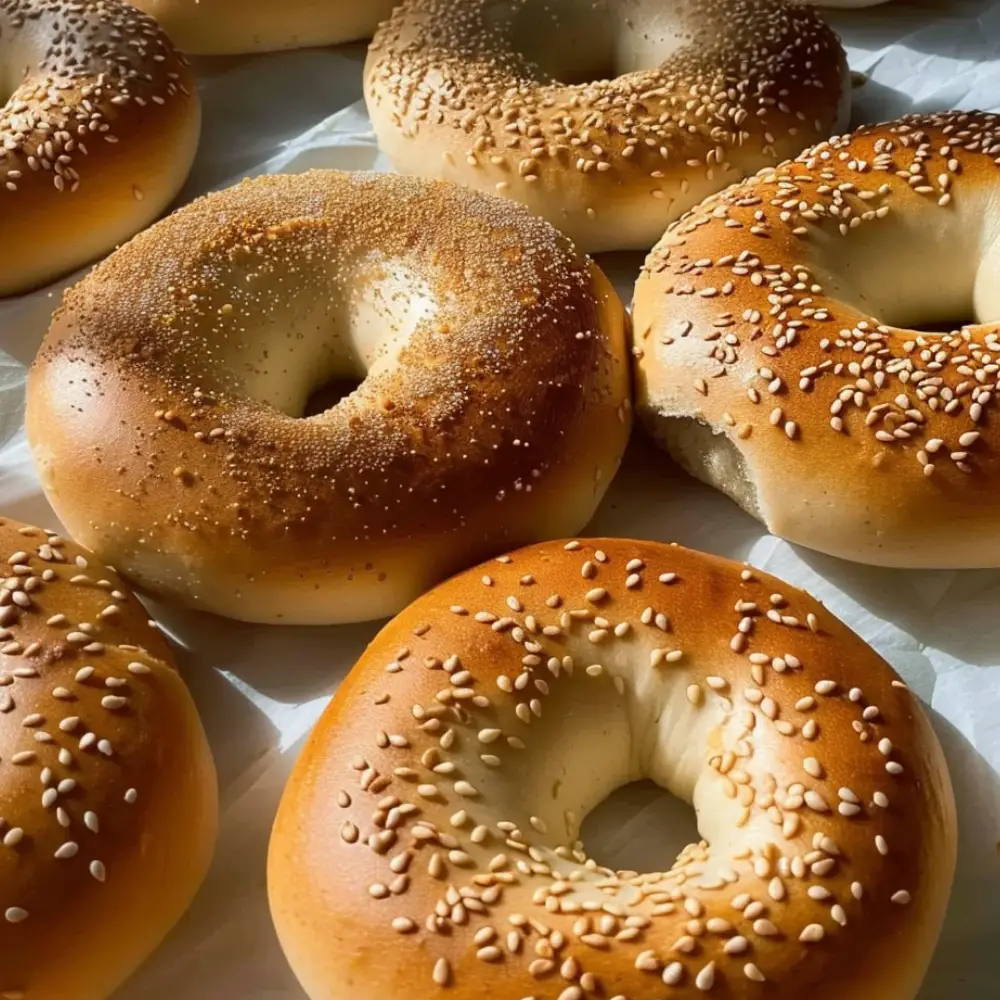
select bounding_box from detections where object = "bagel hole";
[505,0,618,84]
[906,317,984,334]
[580,779,700,875]
[506,1,688,84]
[827,201,1000,333]
[301,376,363,417]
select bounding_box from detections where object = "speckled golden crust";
[26,170,631,625]
[268,537,956,1000]
[0,0,200,297]
[633,111,1000,568]
[0,516,217,1000]
[130,0,400,55]
[363,0,850,253]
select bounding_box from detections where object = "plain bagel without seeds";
[268,537,956,1000]
[364,0,850,253]
[633,110,1000,568]
[0,0,200,297]
[0,516,217,1000]
[26,170,631,626]
[129,0,401,55]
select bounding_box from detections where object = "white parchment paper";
[1,1,999,995]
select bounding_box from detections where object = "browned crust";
[633,111,1000,568]
[26,170,632,624]
[0,515,217,1000]
[364,0,849,251]
[0,0,201,297]
[269,537,956,1000]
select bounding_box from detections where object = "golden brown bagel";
[26,170,631,625]
[268,537,956,1000]
[364,0,850,252]
[130,0,400,54]
[0,515,217,1000]
[633,110,1000,568]
[0,0,200,297]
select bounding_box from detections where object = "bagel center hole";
[302,376,364,417]
[906,316,988,334]
[825,195,1000,333]
[579,779,700,875]
[507,0,684,85]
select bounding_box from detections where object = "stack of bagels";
[0,0,980,998]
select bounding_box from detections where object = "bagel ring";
[0,0,200,297]
[364,0,850,252]
[130,0,400,55]
[633,110,1000,568]
[26,170,631,625]
[268,537,956,1000]
[0,516,217,1000]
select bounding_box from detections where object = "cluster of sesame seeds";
[636,112,1000,485]
[0,0,191,197]
[0,518,160,996]
[33,170,629,620]
[365,0,847,237]
[315,539,935,997]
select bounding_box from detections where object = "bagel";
[25,170,631,626]
[0,0,200,297]
[633,110,1000,568]
[268,537,956,1000]
[130,0,400,55]
[364,0,850,253]
[0,515,217,1000]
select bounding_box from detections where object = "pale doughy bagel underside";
[269,539,956,1000]
[365,0,850,251]
[634,111,1000,568]
[27,171,631,624]
[129,0,400,55]
[0,0,200,296]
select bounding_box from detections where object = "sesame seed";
[432,958,451,986]
[695,961,716,990]
[803,757,823,778]
[662,962,684,985]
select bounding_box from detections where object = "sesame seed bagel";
[0,0,201,297]
[363,0,851,253]
[0,516,217,1000]
[268,537,956,1000]
[633,111,1000,568]
[130,0,400,56]
[25,170,631,625]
